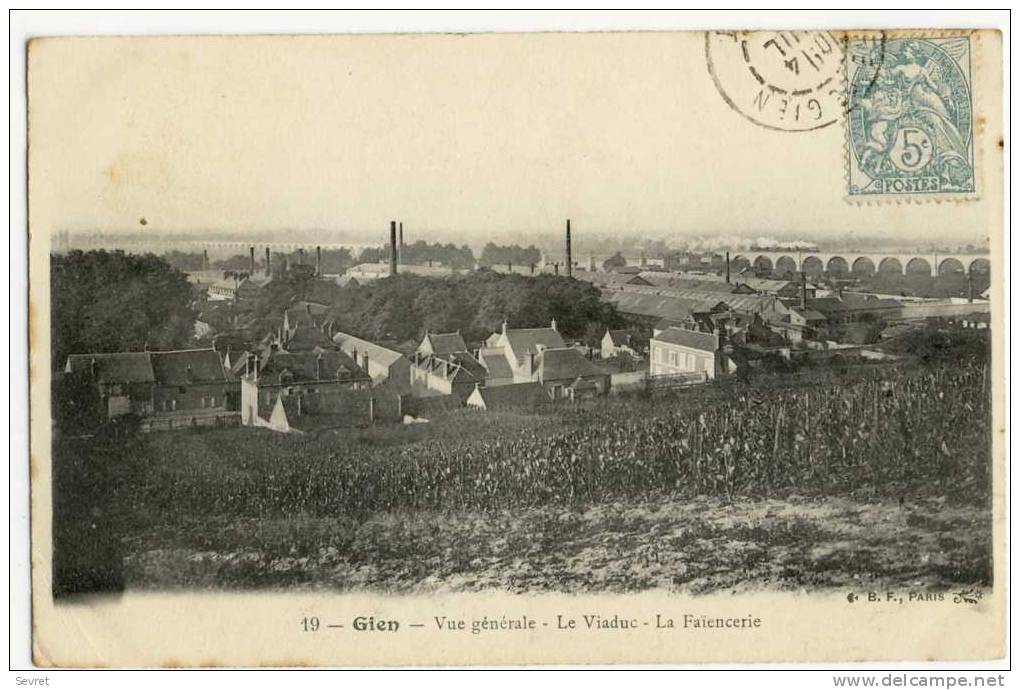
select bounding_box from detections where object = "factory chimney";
[725,252,731,284]
[565,219,573,278]
[316,246,322,276]
[249,247,255,275]
[265,247,271,276]
[389,221,398,275]
[398,222,404,265]
[800,271,808,309]
[968,272,974,303]
[202,249,209,271]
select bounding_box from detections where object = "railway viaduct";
[728,250,991,277]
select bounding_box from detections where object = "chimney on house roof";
[389,221,398,276]
[551,318,557,332]
[249,246,255,275]
[316,246,322,276]
[565,219,573,278]
[502,319,508,336]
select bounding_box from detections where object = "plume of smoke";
[677,236,818,252]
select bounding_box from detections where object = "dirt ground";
[123,494,992,594]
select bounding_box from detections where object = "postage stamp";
[845,35,976,199]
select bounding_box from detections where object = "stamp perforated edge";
[839,29,986,206]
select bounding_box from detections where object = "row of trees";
[356,241,476,270]
[324,270,625,345]
[50,251,196,369]
[50,249,627,372]
[478,242,541,268]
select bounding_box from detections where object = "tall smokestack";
[968,272,974,303]
[265,247,271,276]
[800,271,807,309]
[565,219,573,278]
[398,222,404,265]
[249,247,255,275]
[389,221,398,275]
[203,249,209,271]
[316,246,322,276]
[725,252,731,284]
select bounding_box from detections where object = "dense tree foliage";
[602,251,627,271]
[357,241,475,270]
[273,247,354,276]
[161,250,207,271]
[324,271,624,345]
[50,250,196,368]
[213,253,257,271]
[478,242,541,268]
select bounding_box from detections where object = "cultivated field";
[52,360,993,596]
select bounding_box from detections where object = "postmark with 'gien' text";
[705,31,844,132]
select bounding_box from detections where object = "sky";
[28,33,999,248]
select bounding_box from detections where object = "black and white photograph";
[20,17,1006,669]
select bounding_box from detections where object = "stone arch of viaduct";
[730,251,990,277]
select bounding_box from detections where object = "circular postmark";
[705,31,845,132]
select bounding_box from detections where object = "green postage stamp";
[845,35,976,199]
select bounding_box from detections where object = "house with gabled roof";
[532,346,610,400]
[649,327,729,380]
[483,319,567,384]
[465,381,551,410]
[601,329,641,359]
[409,350,486,400]
[332,331,411,386]
[239,348,373,428]
[417,331,468,357]
[63,348,237,425]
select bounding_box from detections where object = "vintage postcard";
[27,29,1005,667]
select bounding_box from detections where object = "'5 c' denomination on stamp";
[706,31,844,132]
[846,35,976,199]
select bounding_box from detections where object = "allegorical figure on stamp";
[849,37,974,195]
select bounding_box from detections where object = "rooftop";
[652,327,720,352]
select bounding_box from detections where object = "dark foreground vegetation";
[53,357,993,596]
